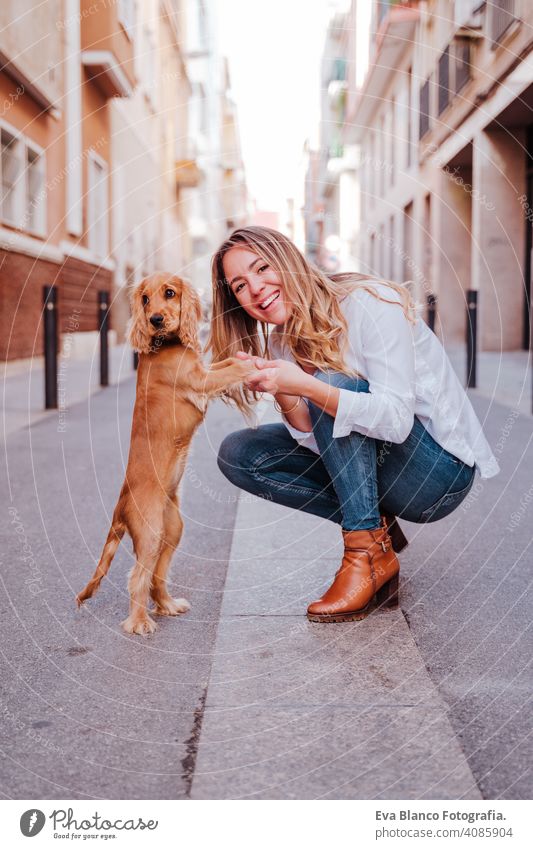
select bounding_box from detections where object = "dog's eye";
[142,294,149,306]
[165,289,176,299]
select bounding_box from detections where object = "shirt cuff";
[332,387,362,439]
[281,414,320,454]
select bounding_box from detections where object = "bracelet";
[274,396,302,415]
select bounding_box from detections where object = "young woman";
[207,226,499,623]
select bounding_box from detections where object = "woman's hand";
[236,352,311,396]
[236,352,314,432]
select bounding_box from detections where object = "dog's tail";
[76,518,126,607]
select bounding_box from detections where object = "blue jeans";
[218,372,476,531]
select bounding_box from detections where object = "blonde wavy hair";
[207,225,417,414]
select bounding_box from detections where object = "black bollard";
[98,291,109,387]
[466,289,477,389]
[426,293,437,333]
[43,285,58,409]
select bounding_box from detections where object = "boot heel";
[387,517,409,553]
[376,573,399,608]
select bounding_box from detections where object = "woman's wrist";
[301,374,340,417]
[302,374,327,403]
[274,391,312,433]
[273,392,300,412]
[273,394,301,414]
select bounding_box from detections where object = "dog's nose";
[150,314,164,328]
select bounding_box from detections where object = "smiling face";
[222,246,291,326]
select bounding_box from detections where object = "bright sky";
[215,0,342,213]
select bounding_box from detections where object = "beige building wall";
[157,0,191,274]
[349,0,533,353]
[471,128,525,351]
[350,4,419,287]
[418,0,533,350]
[110,0,194,340]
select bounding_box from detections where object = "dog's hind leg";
[151,495,190,617]
[76,517,126,607]
[121,509,163,636]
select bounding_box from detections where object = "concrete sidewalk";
[1,343,135,443]
[190,495,481,800]
[447,346,531,416]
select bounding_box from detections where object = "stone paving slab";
[1,343,134,443]
[229,497,343,562]
[191,493,482,800]
[191,704,480,800]
[205,611,442,709]
[222,555,341,616]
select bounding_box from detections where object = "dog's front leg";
[196,359,255,399]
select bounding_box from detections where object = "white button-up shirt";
[268,283,500,480]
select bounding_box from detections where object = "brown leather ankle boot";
[381,513,409,553]
[307,524,400,623]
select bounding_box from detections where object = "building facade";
[0,0,135,360]
[0,0,247,360]
[344,0,533,353]
[110,0,194,340]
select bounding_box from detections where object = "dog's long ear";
[127,282,152,354]
[179,280,202,352]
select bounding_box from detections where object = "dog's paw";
[153,597,190,617]
[121,614,157,636]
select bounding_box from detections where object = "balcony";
[80,0,135,98]
[175,140,202,188]
[374,1,420,53]
[454,0,484,38]
[328,79,348,115]
[175,159,202,188]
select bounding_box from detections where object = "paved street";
[0,355,531,799]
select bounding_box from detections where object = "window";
[88,153,108,258]
[331,58,347,81]
[360,148,366,220]
[403,201,413,282]
[143,26,157,105]
[406,66,412,168]
[419,78,430,139]
[390,96,395,186]
[118,0,135,38]
[377,0,390,28]
[368,132,375,208]
[1,127,23,225]
[379,114,385,197]
[454,40,471,92]
[388,215,395,279]
[1,126,46,235]
[489,0,517,46]
[25,144,45,235]
[438,47,450,115]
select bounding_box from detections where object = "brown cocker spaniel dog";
[76,273,254,636]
